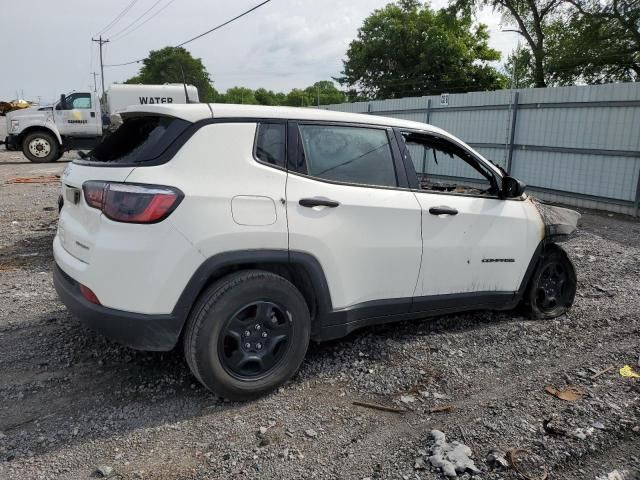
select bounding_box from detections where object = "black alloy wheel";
[528,247,576,319]
[183,270,310,400]
[219,301,292,379]
[536,261,568,312]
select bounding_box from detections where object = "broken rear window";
[86,116,190,164]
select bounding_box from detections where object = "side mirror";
[58,94,67,110]
[502,176,526,198]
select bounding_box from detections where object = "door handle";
[299,198,340,208]
[429,206,458,216]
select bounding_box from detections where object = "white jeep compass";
[53,103,579,400]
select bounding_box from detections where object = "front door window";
[401,132,499,197]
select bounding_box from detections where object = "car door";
[285,121,423,315]
[397,129,541,307]
[55,92,98,136]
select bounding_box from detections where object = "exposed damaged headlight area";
[531,197,581,240]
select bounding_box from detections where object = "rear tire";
[183,270,311,400]
[22,131,60,163]
[527,247,576,319]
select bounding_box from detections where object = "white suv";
[53,104,579,400]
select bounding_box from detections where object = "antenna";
[179,65,190,103]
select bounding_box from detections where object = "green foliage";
[504,46,536,88]
[338,0,507,99]
[453,0,562,87]
[125,47,347,105]
[221,87,259,104]
[552,0,640,83]
[214,81,346,106]
[254,88,286,106]
[456,0,639,87]
[124,46,218,102]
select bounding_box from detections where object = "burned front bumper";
[531,198,581,240]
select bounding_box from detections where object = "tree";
[212,82,345,106]
[222,87,258,104]
[124,46,217,102]
[504,45,537,88]
[454,0,564,87]
[557,0,640,81]
[502,2,639,87]
[339,0,507,99]
[284,88,312,107]
[303,81,347,105]
[254,88,279,105]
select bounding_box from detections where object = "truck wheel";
[527,247,576,319]
[22,131,60,163]
[183,270,311,400]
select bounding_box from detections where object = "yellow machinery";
[0,99,31,116]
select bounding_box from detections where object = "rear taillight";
[82,181,183,224]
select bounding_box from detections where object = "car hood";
[6,107,50,123]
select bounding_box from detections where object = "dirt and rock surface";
[0,146,638,480]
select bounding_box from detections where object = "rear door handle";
[429,206,458,216]
[299,198,340,208]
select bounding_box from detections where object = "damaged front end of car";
[520,197,580,318]
[530,198,581,241]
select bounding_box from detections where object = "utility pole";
[316,86,320,108]
[92,36,109,97]
[510,41,521,89]
[91,72,99,93]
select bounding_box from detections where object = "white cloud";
[0,0,518,100]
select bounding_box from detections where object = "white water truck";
[2,83,198,162]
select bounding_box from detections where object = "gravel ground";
[0,145,638,480]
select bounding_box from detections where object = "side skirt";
[313,291,518,342]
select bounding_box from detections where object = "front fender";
[17,114,63,146]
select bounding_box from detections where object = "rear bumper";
[53,264,183,351]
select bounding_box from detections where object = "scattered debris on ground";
[544,384,585,401]
[6,175,60,184]
[508,448,548,480]
[620,365,640,378]
[423,430,480,478]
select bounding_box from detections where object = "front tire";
[183,270,311,400]
[527,246,576,319]
[22,131,60,163]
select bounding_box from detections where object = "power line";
[175,0,271,48]
[110,0,178,42]
[95,0,140,36]
[104,0,273,67]
[108,0,164,40]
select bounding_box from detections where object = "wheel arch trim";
[20,125,63,148]
[516,239,576,301]
[171,249,333,330]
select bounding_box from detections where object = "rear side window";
[87,116,189,164]
[298,125,397,187]
[255,123,286,168]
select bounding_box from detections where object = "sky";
[0,0,520,103]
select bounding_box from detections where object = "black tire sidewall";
[23,132,60,163]
[528,249,576,319]
[188,272,310,400]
